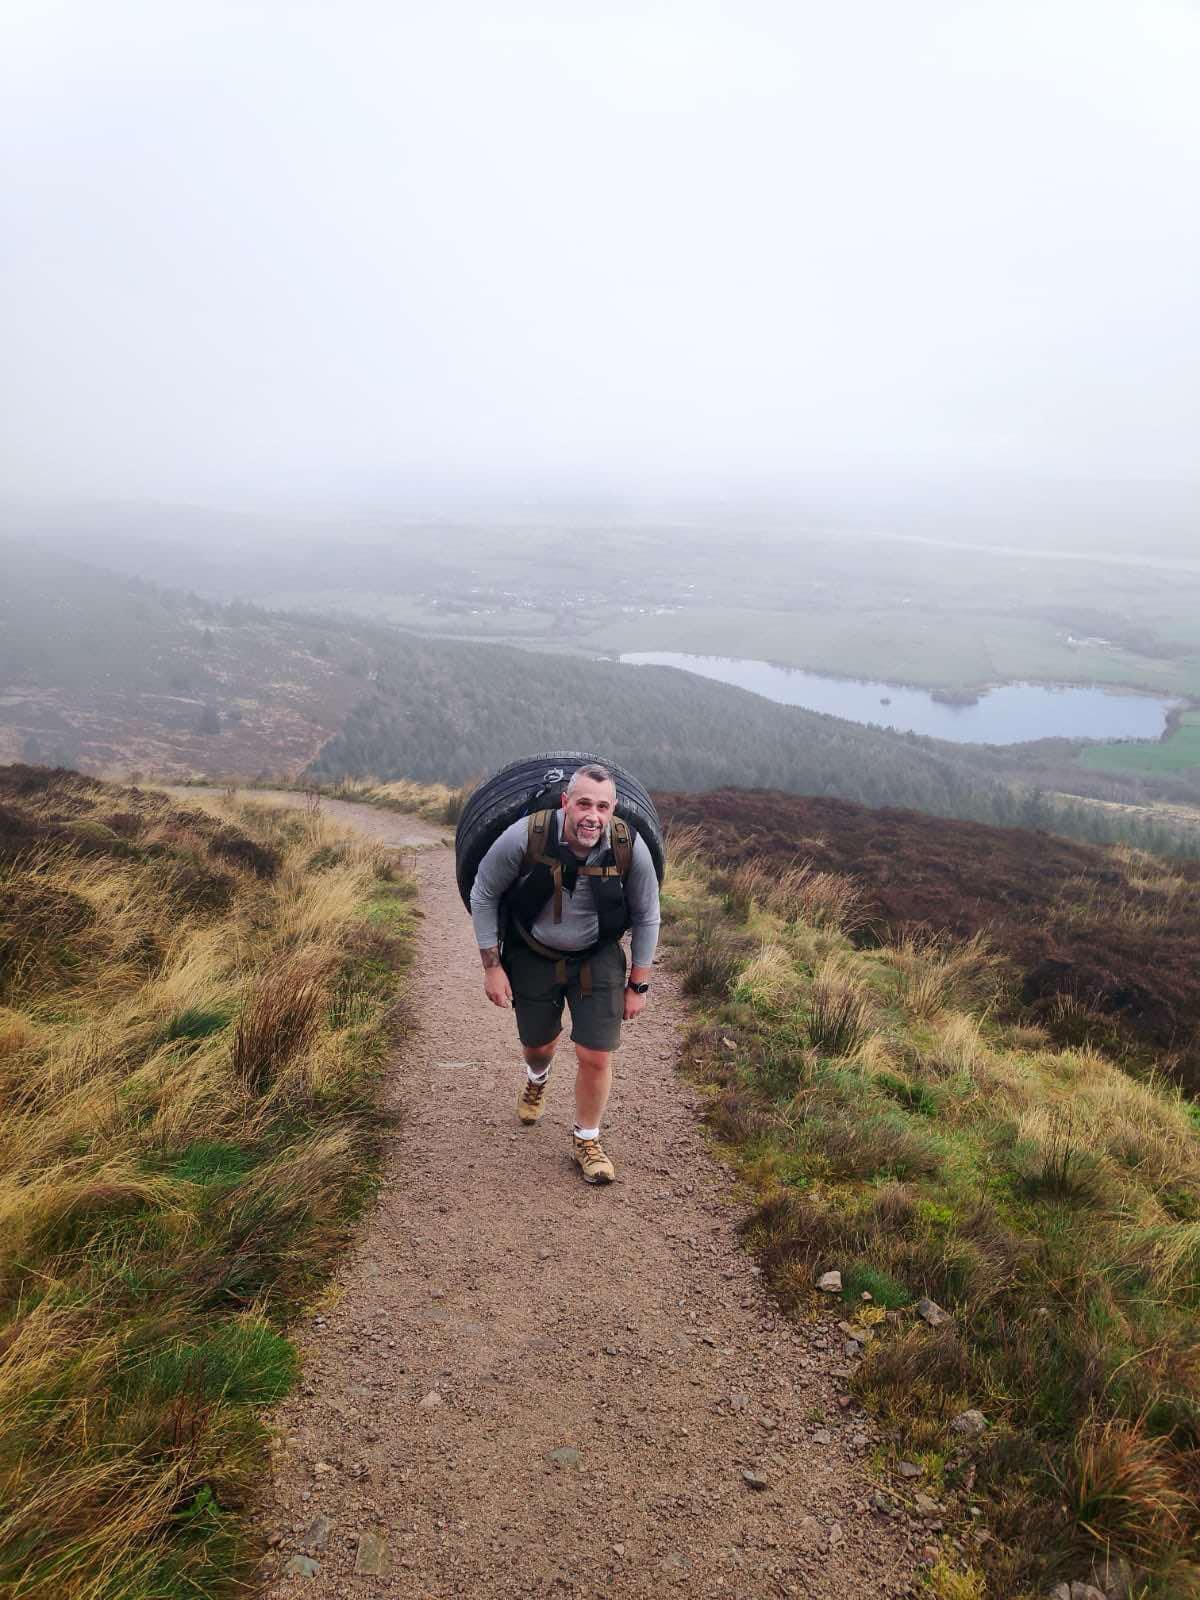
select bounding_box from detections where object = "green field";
[257,525,1200,699]
[1079,709,1200,774]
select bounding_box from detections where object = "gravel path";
[242,794,917,1599]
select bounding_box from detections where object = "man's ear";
[559,791,569,809]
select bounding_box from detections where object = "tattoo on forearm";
[480,947,502,969]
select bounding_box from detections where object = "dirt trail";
[242,794,916,1599]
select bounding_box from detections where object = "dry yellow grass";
[0,769,414,1598]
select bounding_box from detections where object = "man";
[470,764,661,1185]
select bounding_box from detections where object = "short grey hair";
[566,763,614,794]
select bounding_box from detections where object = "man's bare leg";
[523,1036,559,1075]
[573,1044,612,1132]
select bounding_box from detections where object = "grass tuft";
[230,957,328,1095]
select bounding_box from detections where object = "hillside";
[3,538,1199,857]
[662,823,1200,1599]
[6,763,1199,1599]
[0,541,387,777]
[657,788,1200,1093]
[0,765,419,1598]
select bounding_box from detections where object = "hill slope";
[0,765,420,1597]
[3,538,1198,856]
[657,788,1200,1092]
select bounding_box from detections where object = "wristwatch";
[626,980,651,995]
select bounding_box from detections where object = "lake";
[619,653,1180,745]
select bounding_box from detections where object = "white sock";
[526,1064,550,1085]
[574,1125,600,1140]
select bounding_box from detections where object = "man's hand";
[480,947,511,1008]
[623,986,648,1022]
[623,964,652,1022]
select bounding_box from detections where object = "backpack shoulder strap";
[522,809,554,874]
[610,816,633,878]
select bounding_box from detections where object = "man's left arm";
[624,834,661,1020]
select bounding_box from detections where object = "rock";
[869,1490,898,1517]
[844,1339,862,1358]
[741,1470,769,1491]
[950,1408,987,1437]
[828,1521,844,1546]
[1090,1555,1134,1600]
[913,1493,939,1515]
[796,1515,823,1550]
[1069,1587,1107,1600]
[417,1391,442,1410]
[613,1543,625,1557]
[722,1036,737,1051]
[897,1460,922,1479]
[312,1460,333,1476]
[861,1290,874,1301]
[812,1428,833,1445]
[354,1530,389,1577]
[1048,1586,1071,1600]
[816,1271,843,1294]
[730,1392,749,1413]
[300,1515,332,1552]
[916,1297,950,1327]
[282,1554,320,1578]
[547,1446,581,1469]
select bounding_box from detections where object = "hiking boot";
[572,1133,616,1184]
[517,1074,549,1125]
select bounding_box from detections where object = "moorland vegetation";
[660,814,1200,1599]
[656,789,1200,1095]
[0,765,414,1599]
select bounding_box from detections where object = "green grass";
[1079,711,1200,775]
[159,1007,231,1044]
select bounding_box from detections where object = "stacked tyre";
[454,752,665,910]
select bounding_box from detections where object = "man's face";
[560,776,616,854]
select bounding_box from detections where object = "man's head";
[560,764,617,854]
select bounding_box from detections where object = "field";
[253,522,1200,698]
[0,766,414,1598]
[660,817,1200,1599]
[1079,711,1200,776]
[655,788,1200,1092]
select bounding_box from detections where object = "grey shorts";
[503,939,627,1053]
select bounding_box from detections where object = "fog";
[3,0,1199,512]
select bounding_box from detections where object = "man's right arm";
[470,819,529,1004]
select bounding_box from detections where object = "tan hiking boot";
[517,1075,549,1125]
[572,1133,616,1184]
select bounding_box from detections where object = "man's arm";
[624,834,661,1018]
[470,819,528,1007]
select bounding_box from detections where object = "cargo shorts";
[503,939,627,1053]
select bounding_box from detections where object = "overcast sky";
[2,0,1198,509]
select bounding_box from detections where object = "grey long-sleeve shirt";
[470,811,661,967]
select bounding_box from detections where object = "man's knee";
[575,1044,611,1074]
[523,1036,559,1064]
